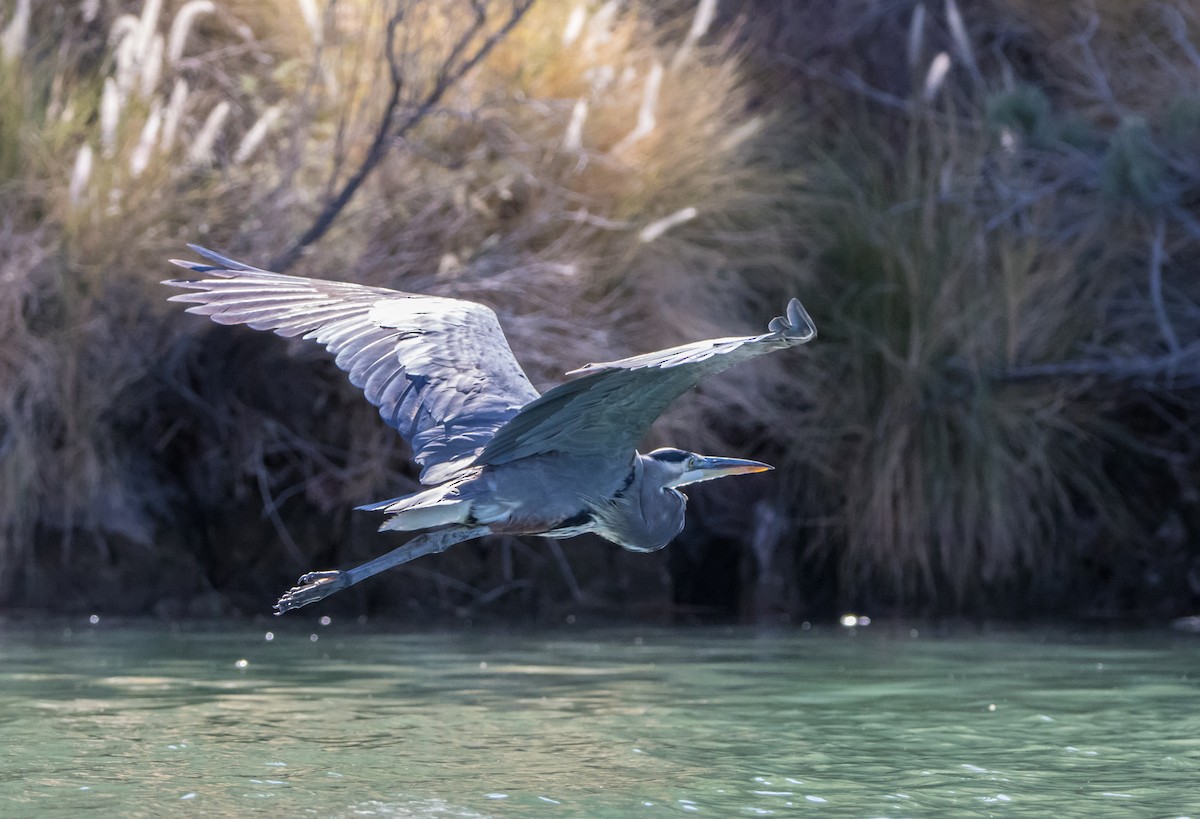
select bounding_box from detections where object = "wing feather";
[165,245,540,484]
[477,299,816,465]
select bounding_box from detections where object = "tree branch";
[1148,216,1180,354]
[997,344,1200,386]
[270,0,537,271]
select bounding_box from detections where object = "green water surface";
[0,620,1197,816]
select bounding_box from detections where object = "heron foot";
[274,570,348,615]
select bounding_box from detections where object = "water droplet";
[479,661,488,670]
[319,615,331,626]
[309,634,318,642]
[235,659,248,669]
[805,795,827,803]
[89,614,100,625]
[839,614,857,627]
[264,631,274,641]
[987,703,996,712]
[181,793,196,800]
[910,628,920,638]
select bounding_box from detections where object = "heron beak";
[668,456,774,488]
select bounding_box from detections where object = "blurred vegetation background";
[1,0,1199,622]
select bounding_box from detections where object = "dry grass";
[0,0,800,614]
[1,0,1198,617]
[721,0,1200,613]
[781,131,1130,607]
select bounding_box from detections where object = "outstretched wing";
[165,246,540,484]
[476,299,816,465]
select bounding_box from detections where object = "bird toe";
[274,570,347,614]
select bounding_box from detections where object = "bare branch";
[545,539,583,602]
[998,344,1200,386]
[1148,217,1180,354]
[1070,12,1120,115]
[271,0,537,271]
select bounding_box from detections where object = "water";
[0,620,1197,817]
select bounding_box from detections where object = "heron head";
[647,448,773,489]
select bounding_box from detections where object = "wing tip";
[164,246,273,288]
[164,245,267,278]
[568,297,819,375]
[162,262,237,288]
[187,244,267,272]
[768,297,817,342]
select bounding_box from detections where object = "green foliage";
[986,84,1052,142]
[1165,96,1200,146]
[1101,117,1170,207]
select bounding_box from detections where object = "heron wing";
[476,299,816,465]
[165,245,540,484]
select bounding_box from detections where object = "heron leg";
[273,525,490,614]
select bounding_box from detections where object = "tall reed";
[0,0,1197,618]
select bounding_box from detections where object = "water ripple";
[0,623,1197,816]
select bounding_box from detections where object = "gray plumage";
[164,245,816,613]
[166,247,538,484]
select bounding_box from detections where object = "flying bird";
[165,246,816,613]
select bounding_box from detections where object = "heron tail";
[357,484,473,532]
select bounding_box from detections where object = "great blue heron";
[165,246,816,613]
